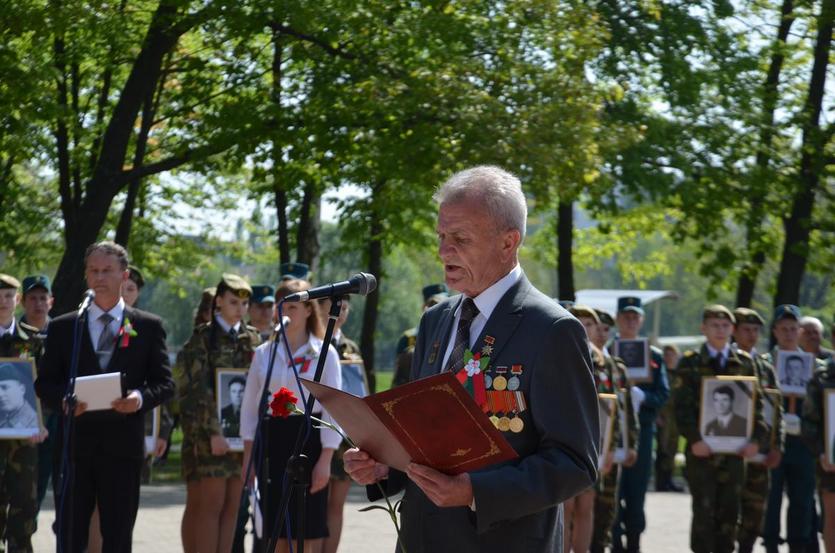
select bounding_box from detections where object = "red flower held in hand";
[270,387,298,418]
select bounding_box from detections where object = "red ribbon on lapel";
[291,357,312,374]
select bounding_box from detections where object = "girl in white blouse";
[240,278,342,553]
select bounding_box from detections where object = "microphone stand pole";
[56,299,92,553]
[264,297,342,553]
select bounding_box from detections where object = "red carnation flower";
[270,387,298,418]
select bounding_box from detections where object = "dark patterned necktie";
[444,298,479,373]
[97,313,116,369]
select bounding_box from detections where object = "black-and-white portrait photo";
[0,358,41,439]
[598,393,616,469]
[777,350,814,397]
[700,376,755,454]
[340,361,368,398]
[614,338,650,382]
[825,389,835,466]
[216,368,247,451]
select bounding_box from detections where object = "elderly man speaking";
[344,166,599,553]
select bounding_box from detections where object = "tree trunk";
[360,186,384,393]
[774,0,833,306]
[556,198,575,301]
[735,0,795,308]
[270,28,290,265]
[296,182,321,271]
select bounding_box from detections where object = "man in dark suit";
[704,385,748,437]
[35,241,174,553]
[344,166,599,553]
[220,376,245,438]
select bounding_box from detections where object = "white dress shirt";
[0,318,16,337]
[440,264,523,370]
[706,343,731,368]
[213,315,241,335]
[88,298,125,352]
[240,334,342,449]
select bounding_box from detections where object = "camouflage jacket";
[174,321,261,438]
[801,358,835,456]
[749,350,785,452]
[593,349,640,453]
[673,344,767,449]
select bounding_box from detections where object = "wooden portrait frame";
[614,338,651,383]
[699,376,757,454]
[598,393,617,469]
[144,406,160,457]
[0,357,44,439]
[216,368,248,452]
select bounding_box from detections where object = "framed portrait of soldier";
[614,338,650,383]
[699,376,756,454]
[0,358,43,439]
[340,360,369,398]
[216,368,247,451]
[750,388,781,464]
[598,393,617,469]
[144,406,160,457]
[777,350,814,397]
[825,389,835,465]
[613,389,630,464]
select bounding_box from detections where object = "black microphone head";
[353,272,377,296]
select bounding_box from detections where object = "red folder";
[302,372,518,474]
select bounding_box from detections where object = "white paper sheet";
[74,372,121,411]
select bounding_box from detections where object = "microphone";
[282,273,377,303]
[77,289,95,315]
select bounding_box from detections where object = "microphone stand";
[263,296,342,553]
[235,319,288,553]
[56,298,93,553]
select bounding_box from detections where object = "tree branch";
[271,24,357,61]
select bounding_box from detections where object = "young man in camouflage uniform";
[733,307,784,553]
[763,305,826,553]
[673,305,767,553]
[801,356,835,553]
[571,306,639,553]
[0,274,47,553]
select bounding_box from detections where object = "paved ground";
[32,482,819,552]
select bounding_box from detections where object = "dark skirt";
[259,414,329,540]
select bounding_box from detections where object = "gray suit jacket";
[371,274,599,553]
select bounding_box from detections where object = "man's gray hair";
[84,240,129,270]
[800,316,824,333]
[434,165,527,241]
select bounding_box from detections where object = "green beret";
[703,304,735,324]
[617,296,644,315]
[0,363,25,383]
[279,262,311,281]
[0,274,21,290]
[570,304,600,324]
[127,265,145,288]
[422,283,449,305]
[218,274,252,298]
[733,307,765,327]
[251,285,276,304]
[594,308,615,326]
[22,275,51,295]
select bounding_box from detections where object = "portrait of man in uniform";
[614,338,650,382]
[699,377,755,454]
[777,350,814,397]
[216,370,247,450]
[0,359,41,438]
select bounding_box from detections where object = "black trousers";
[62,454,142,553]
